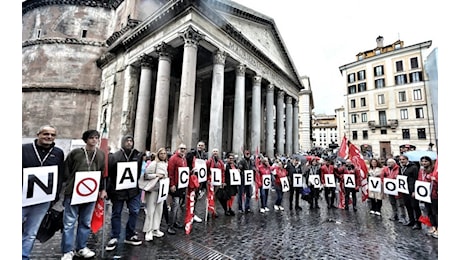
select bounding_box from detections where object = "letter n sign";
[22,165,58,207]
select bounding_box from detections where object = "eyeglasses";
[228,158,234,160]
[180,147,186,150]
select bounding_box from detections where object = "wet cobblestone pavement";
[30,191,438,259]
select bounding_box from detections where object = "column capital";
[277,90,285,99]
[139,54,154,68]
[180,26,203,46]
[253,75,262,85]
[155,42,176,60]
[267,83,275,92]
[236,64,246,77]
[213,50,227,65]
[286,96,292,104]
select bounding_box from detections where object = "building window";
[379,111,387,126]
[350,99,356,108]
[417,128,427,139]
[396,60,404,72]
[348,73,355,83]
[375,79,385,89]
[398,91,407,102]
[400,109,408,119]
[351,114,358,123]
[413,89,422,100]
[358,70,366,81]
[395,74,407,85]
[352,131,358,140]
[410,57,419,69]
[360,97,366,107]
[362,130,368,140]
[380,129,387,135]
[374,65,384,76]
[81,29,87,38]
[348,85,356,94]
[402,129,410,139]
[415,107,424,118]
[410,72,423,83]
[378,94,385,105]
[358,83,367,92]
[361,113,367,122]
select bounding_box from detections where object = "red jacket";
[273,165,287,187]
[206,157,225,183]
[320,164,335,184]
[167,151,187,188]
[382,164,400,179]
[344,165,361,189]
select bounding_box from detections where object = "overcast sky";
[232,0,445,115]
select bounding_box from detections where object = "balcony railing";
[368,119,398,131]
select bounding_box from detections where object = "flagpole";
[100,125,109,258]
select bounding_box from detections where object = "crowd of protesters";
[22,126,438,260]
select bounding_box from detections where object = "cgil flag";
[337,135,349,159]
[348,142,369,202]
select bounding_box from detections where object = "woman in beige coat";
[368,158,384,216]
[143,148,168,241]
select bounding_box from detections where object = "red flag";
[91,127,109,233]
[90,197,104,233]
[185,175,199,235]
[338,135,348,159]
[348,142,369,202]
[206,175,216,218]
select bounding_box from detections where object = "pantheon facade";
[22,0,313,157]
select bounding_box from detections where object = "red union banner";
[348,142,369,202]
[338,136,349,159]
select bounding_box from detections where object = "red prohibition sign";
[76,177,98,196]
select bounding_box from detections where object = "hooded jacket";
[107,135,142,200]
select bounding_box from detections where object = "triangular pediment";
[217,11,297,81]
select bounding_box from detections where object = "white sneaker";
[152,230,165,237]
[260,208,265,213]
[370,210,375,214]
[105,238,118,251]
[145,231,153,241]
[264,207,270,212]
[193,215,203,223]
[375,211,381,216]
[279,206,284,211]
[61,251,74,260]
[76,247,95,258]
[274,205,280,211]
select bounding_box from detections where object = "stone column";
[285,96,293,156]
[192,79,202,146]
[293,100,299,154]
[171,83,180,150]
[232,64,246,156]
[223,98,233,154]
[208,50,227,152]
[276,90,285,156]
[265,84,275,158]
[176,26,203,148]
[133,54,154,152]
[150,43,174,152]
[251,75,262,154]
[120,65,140,144]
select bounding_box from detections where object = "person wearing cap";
[61,129,107,260]
[22,125,65,260]
[237,150,255,213]
[343,159,360,211]
[286,157,303,211]
[105,135,143,251]
[305,157,321,209]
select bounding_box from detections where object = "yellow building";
[338,36,436,159]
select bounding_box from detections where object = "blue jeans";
[274,186,283,206]
[110,193,141,239]
[238,184,252,211]
[260,188,269,208]
[22,201,51,260]
[168,195,182,227]
[61,197,96,254]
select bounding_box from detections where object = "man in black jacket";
[286,157,304,211]
[105,135,143,251]
[22,125,65,260]
[399,154,422,230]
